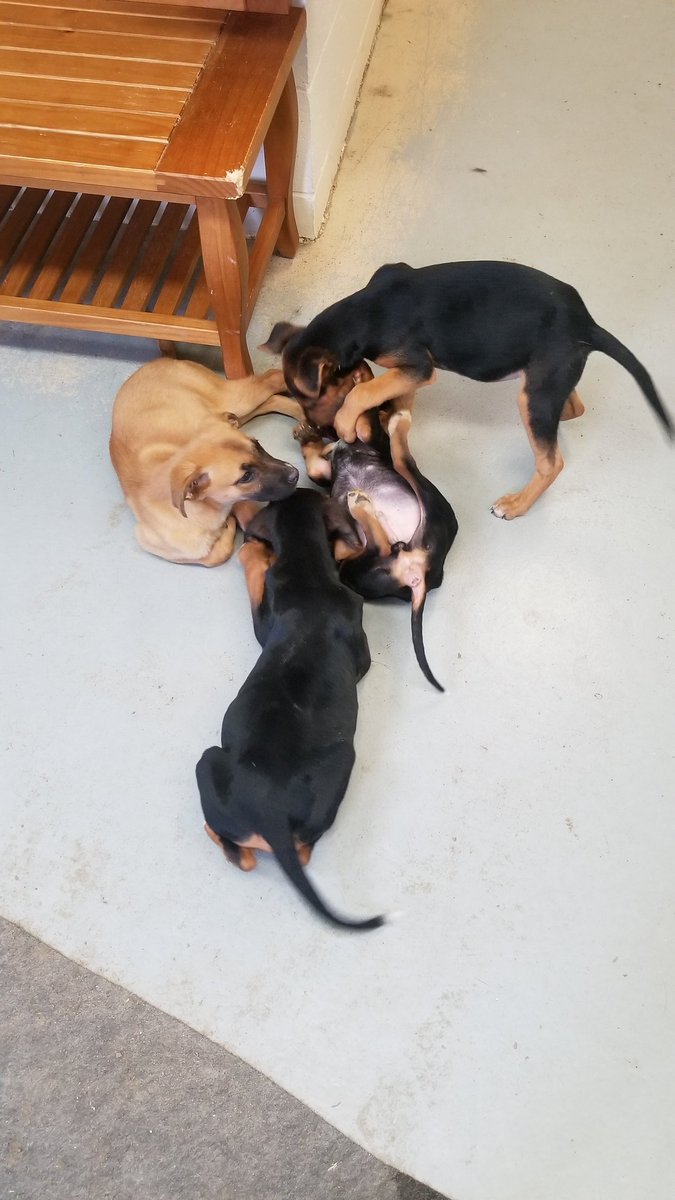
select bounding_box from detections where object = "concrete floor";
[2,1,675,1198]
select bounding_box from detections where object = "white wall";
[289,0,385,238]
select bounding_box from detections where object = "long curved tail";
[411,590,444,693]
[265,817,384,932]
[395,551,445,692]
[590,325,673,438]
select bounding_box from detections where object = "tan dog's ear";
[169,463,210,517]
[259,322,305,355]
[295,348,340,398]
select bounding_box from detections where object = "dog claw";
[293,422,321,444]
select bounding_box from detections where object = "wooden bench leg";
[196,195,252,378]
[264,72,300,258]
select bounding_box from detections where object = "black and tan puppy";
[196,489,383,932]
[262,260,672,519]
[296,404,458,692]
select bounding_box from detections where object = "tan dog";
[110,358,302,566]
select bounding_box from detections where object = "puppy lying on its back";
[110,358,301,566]
[296,402,458,691]
[197,489,383,931]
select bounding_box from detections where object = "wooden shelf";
[0,184,277,346]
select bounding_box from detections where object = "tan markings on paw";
[387,409,413,436]
[347,489,373,515]
[490,493,530,520]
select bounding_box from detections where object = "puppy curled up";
[110,358,302,566]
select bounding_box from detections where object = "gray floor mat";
[0,919,447,1200]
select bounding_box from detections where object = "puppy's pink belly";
[375,485,420,545]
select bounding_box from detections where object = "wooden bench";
[0,0,306,376]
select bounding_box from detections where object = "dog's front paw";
[293,421,322,445]
[334,406,357,443]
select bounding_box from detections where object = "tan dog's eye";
[238,466,256,484]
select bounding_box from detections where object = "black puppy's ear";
[322,498,362,549]
[259,322,305,355]
[295,348,340,399]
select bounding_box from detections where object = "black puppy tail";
[411,591,444,693]
[266,817,384,932]
[590,325,673,439]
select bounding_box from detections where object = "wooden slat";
[0,157,175,195]
[0,126,162,172]
[155,1,289,9]
[184,266,210,319]
[121,201,189,310]
[0,186,44,265]
[247,199,283,311]
[58,196,132,302]
[0,100,174,140]
[0,189,72,293]
[0,46,200,87]
[0,24,213,63]
[29,192,104,300]
[0,182,19,221]
[0,72,188,116]
[0,3,223,39]
[158,8,306,196]
[90,199,158,306]
[8,0,228,18]
[0,293,221,344]
[247,1,289,12]
[152,215,200,314]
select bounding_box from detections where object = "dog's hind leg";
[245,393,304,422]
[560,389,585,420]
[347,491,393,556]
[214,368,304,425]
[204,824,257,871]
[491,358,585,520]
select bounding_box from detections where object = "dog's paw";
[293,421,321,444]
[347,489,375,515]
[334,406,358,443]
[491,493,527,520]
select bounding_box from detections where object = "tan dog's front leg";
[199,515,238,566]
[334,369,431,442]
